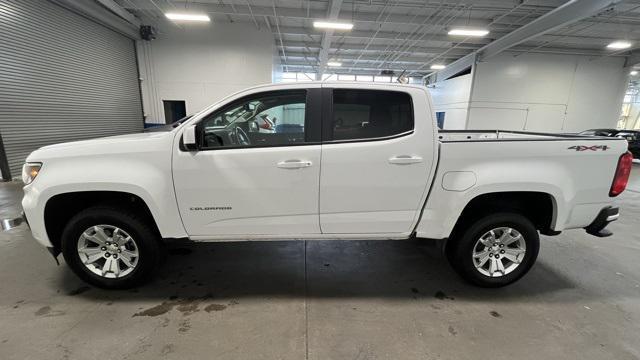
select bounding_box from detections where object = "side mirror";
[183,124,198,151]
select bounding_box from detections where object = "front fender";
[22,155,187,247]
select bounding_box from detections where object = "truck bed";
[438,130,603,143]
[416,129,628,240]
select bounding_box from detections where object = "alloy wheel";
[76,225,139,279]
[472,227,526,277]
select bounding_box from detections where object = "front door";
[319,86,436,234]
[173,87,322,237]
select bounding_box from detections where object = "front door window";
[200,90,308,149]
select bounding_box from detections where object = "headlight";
[22,163,42,185]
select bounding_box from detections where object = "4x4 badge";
[568,145,609,151]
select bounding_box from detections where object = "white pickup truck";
[3,82,632,289]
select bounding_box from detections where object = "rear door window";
[329,89,413,141]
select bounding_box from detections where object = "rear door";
[319,85,436,234]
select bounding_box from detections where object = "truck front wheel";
[446,213,540,287]
[60,206,162,289]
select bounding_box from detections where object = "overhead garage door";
[0,0,143,179]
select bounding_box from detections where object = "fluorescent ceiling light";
[632,70,639,76]
[448,28,489,37]
[313,21,353,30]
[430,64,446,70]
[166,13,211,22]
[327,61,342,67]
[607,41,632,49]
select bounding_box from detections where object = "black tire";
[61,206,162,289]
[446,213,539,288]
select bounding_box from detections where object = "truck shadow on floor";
[55,239,581,304]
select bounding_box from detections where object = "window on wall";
[281,73,297,82]
[374,76,391,83]
[277,72,423,84]
[338,74,355,81]
[280,72,317,82]
[200,90,308,149]
[330,89,413,141]
[435,112,446,129]
[618,84,640,129]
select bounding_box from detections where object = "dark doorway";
[163,100,186,124]
[0,132,11,181]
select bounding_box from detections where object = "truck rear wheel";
[446,213,539,287]
[60,206,161,289]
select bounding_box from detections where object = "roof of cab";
[242,81,428,92]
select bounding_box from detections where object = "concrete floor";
[1,167,640,360]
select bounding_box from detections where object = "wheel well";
[44,191,160,250]
[451,192,556,238]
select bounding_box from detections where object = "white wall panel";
[524,104,567,132]
[471,54,575,104]
[468,53,627,132]
[428,74,472,129]
[137,23,275,124]
[564,58,629,131]
[467,107,527,130]
[467,103,567,132]
[440,109,469,130]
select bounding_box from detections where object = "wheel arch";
[44,191,162,252]
[450,191,558,239]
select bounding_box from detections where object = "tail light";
[610,152,633,197]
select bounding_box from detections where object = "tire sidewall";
[450,213,540,287]
[61,207,159,289]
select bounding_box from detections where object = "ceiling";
[117,0,640,77]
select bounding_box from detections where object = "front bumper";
[1,212,28,231]
[584,206,619,237]
[2,211,59,263]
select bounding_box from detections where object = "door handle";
[388,155,423,165]
[277,160,312,169]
